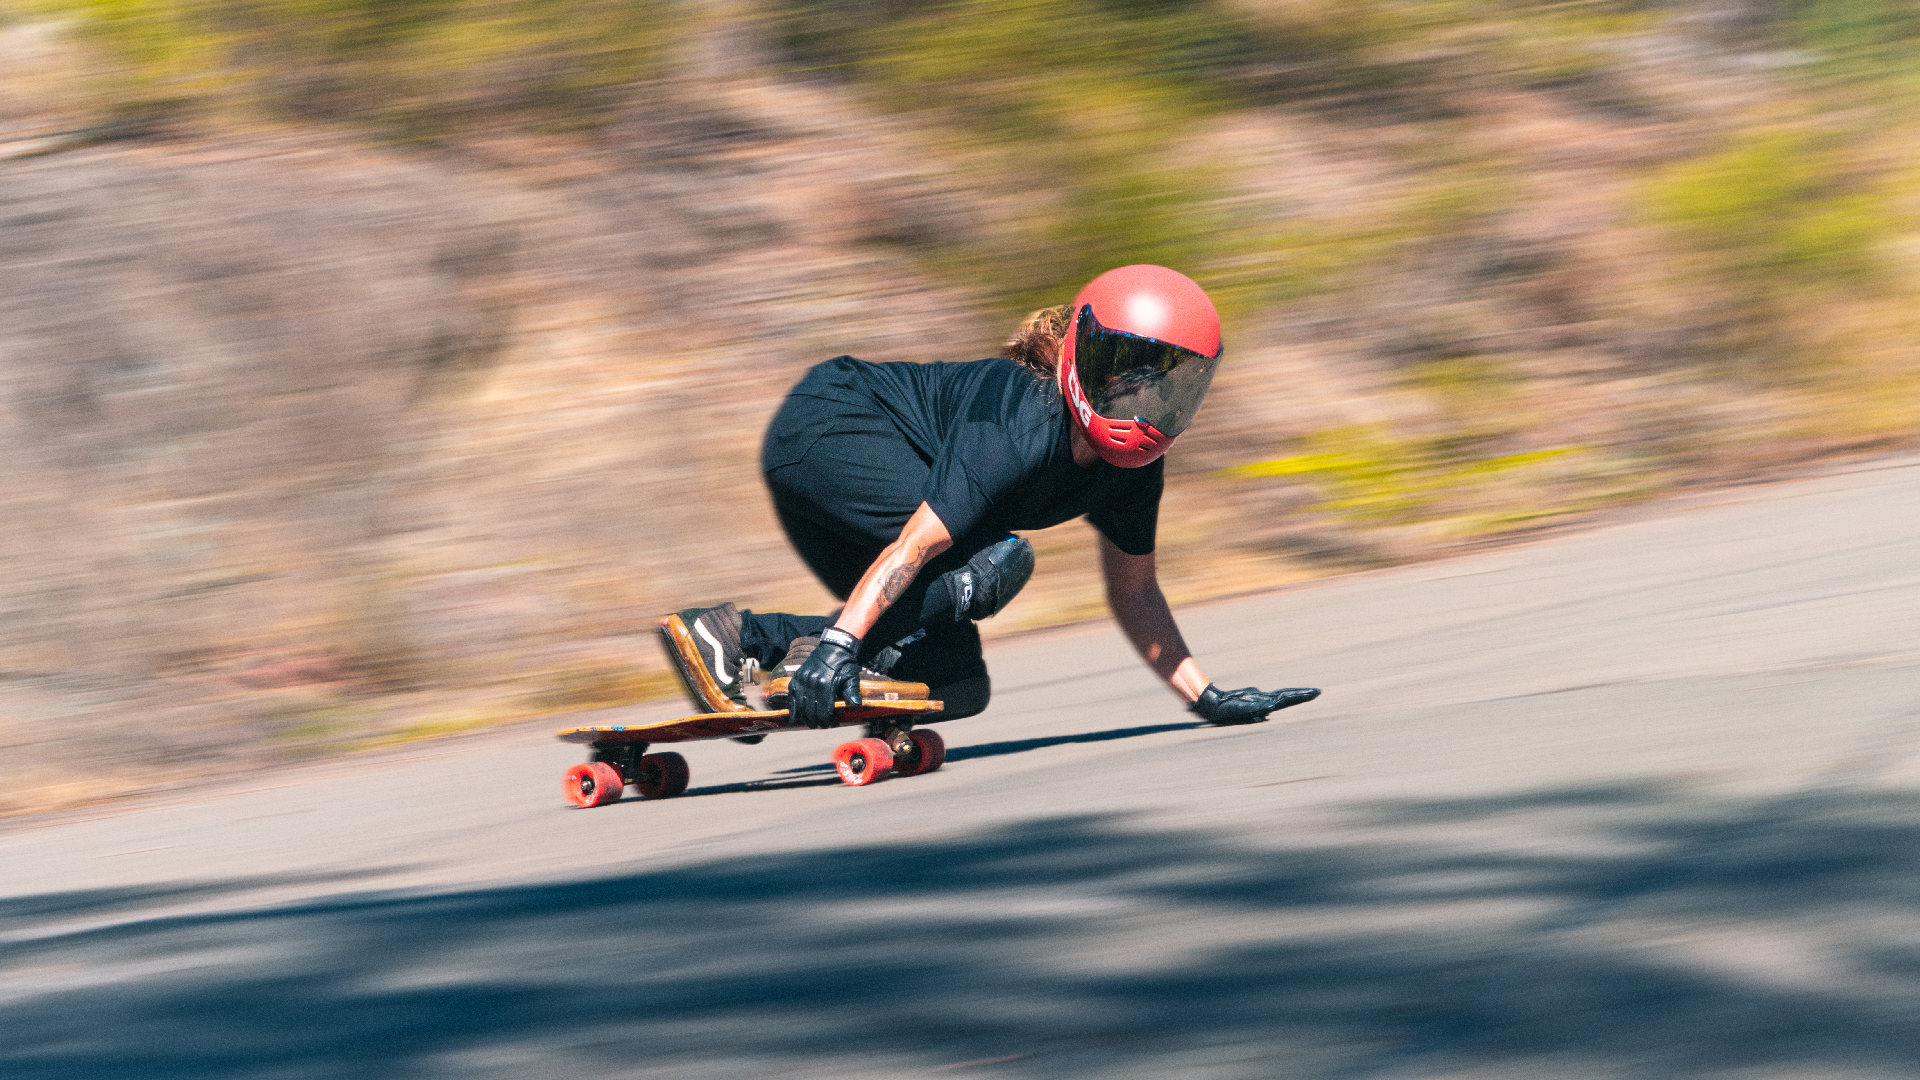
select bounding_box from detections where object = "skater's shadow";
[684,775,844,797]
[941,721,1205,763]
[761,720,1207,779]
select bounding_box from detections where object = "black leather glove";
[789,627,863,729]
[1189,683,1320,726]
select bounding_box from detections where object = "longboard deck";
[558,698,944,745]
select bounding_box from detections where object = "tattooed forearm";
[879,540,934,605]
[880,562,916,605]
[835,503,953,640]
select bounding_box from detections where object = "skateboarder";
[660,265,1320,731]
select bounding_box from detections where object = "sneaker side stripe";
[695,620,732,682]
[656,616,747,714]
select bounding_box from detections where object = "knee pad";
[938,535,1034,623]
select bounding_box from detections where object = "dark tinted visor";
[1072,304,1221,437]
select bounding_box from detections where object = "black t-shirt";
[797,355,1163,555]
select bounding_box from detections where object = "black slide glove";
[1189,683,1321,726]
[790,627,863,729]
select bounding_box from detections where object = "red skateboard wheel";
[833,737,894,787]
[891,728,946,777]
[633,752,690,800]
[563,761,625,808]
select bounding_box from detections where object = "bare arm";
[833,501,954,640]
[1099,533,1211,703]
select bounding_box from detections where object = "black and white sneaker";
[656,603,754,714]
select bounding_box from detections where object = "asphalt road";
[5,455,1920,1080]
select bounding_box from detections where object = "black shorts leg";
[765,400,944,646]
[887,620,989,720]
[763,402,930,558]
[759,393,996,715]
[739,611,832,670]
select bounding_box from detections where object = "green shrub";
[773,0,1259,309]
[767,0,1662,315]
[1649,131,1885,279]
[1221,423,1585,528]
[37,0,673,138]
[1783,0,1920,83]
[1643,128,1897,378]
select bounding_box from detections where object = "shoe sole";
[656,615,749,715]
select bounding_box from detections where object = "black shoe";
[656,603,753,713]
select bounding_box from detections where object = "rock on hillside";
[0,144,514,804]
[0,84,991,811]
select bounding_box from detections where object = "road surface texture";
[5,455,1920,1079]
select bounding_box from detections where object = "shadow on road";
[8,784,1920,1078]
[683,775,844,797]
[763,720,1209,780]
[942,721,1206,763]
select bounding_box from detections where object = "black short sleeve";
[1087,457,1163,556]
[924,421,1023,540]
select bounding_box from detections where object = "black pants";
[742,389,997,719]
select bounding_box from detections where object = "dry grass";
[0,2,1916,817]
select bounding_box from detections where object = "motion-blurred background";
[1,0,1915,813]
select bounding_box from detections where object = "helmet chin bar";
[1064,358,1172,468]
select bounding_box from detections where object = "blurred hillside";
[2,0,1917,813]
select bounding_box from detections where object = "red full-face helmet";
[1060,265,1223,468]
